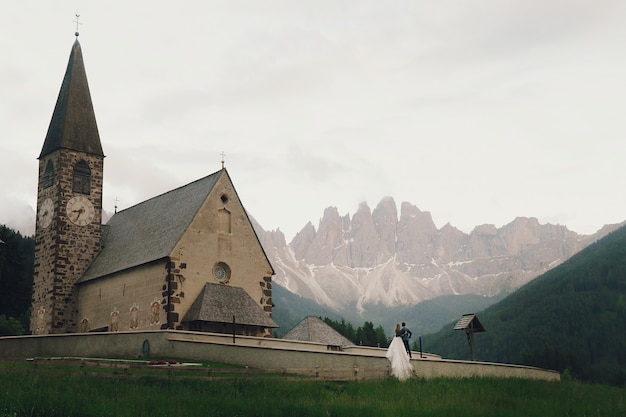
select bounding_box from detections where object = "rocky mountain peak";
[372,197,398,259]
[252,197,624,316]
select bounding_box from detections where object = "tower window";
[73,160,91,194]
[43,160,54,188]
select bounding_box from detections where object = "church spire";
[39,39,104,159]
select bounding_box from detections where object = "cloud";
[2,1,626,241]
[0,199,35,237]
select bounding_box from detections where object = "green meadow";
[0,362,624,417]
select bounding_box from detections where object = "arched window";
[43,160,54,188]
[72,160,91,194]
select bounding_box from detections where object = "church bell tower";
[31,36,105,334]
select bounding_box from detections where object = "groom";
[398,322,413,358]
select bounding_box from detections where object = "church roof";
[78,170,223,283]
[182,282,278,328]
[283,316,354,347]
[40,39,104,159]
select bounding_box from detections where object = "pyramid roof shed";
[284,316,354,350]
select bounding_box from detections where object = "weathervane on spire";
[220,151,226,169]
[73,12,82,37]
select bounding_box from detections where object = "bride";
[385,323,414,380]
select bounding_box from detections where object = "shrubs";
[0,314,24,336]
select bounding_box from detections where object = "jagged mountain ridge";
[253,196,622,316]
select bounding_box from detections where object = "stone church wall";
[77,261,168,332]
[75,171,275,334]
[166,173,274,329]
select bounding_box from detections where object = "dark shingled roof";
[283,316,354,347]
[182,282,278,328]
[40,39,104,158]
[453,313,486,332]
[78,170,223,283]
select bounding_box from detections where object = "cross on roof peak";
[73,12,82,38]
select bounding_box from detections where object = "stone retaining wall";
[0,330,560,381]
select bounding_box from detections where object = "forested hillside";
[0,225,34,335]
[425,225,626,385]
[271,283,347,336]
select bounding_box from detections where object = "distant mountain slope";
[425,224,626,385]
[252,196,622,320]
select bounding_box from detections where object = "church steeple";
[39,39,104,159]
[31,37,105,335]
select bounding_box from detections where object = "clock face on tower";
[38,198,54,229]
[66,195,95,226]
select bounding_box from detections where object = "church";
[30,36,277,337]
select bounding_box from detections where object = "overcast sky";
[2,1,625,240]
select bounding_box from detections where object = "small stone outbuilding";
[284,316,354,351]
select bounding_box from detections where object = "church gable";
[175,169,274,280]
[165,170,275,332]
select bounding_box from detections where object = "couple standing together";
[385,322,414,380]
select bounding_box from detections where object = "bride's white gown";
[385,336,414,380]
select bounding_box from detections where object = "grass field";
[0,360,624,417]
